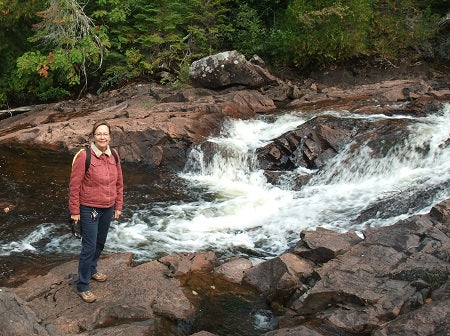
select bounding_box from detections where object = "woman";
[69,120,124,303]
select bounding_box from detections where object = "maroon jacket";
[69,146,124,214]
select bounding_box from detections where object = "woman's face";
[93,124,111,152]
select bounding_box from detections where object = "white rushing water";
[2,104,449,261]
[105,104,450,261]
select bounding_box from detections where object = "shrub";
[265,0,372,67]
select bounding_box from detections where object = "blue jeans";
[77,205,114,292]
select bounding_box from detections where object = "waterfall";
[2,105,448,262]
[106,104,450,261]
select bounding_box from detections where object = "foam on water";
[0,224,54,255]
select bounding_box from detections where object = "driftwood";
[0,106,33,121]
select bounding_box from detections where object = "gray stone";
[295,227,362,263]
[0,288,50,336]
[262,325,324,336]
[189,50,278,89]
[373,297,450,336]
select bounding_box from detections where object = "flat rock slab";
[9,253,194,335]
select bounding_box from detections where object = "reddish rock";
[77,322,154,336]
[373,297,450,336]
[158,251,218,277]
[0,85,276,168]
[262,325,324,336]
[280,199,450,335]
[214,257,253,284]
[3,199,450,336]
[190,331,219,336]
[294,227,362,263]
[10,253,195,335]
[0,288,50,336]
[243,253,314,305]
[286,79,447,114]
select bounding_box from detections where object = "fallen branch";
[0,106,33,121]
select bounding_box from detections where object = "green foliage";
[28,0,107,89]
[0,0,46,107]
[233,0,290,27]
[15,50,74,100]
[370,0,441,58]
[225,3,266,57]
[256,0,445,68]
[425,271,448,290]
[264,0,372,67]
[91,0,184,90]
[170,59,192,89]
[0,0,447,107]
[90,0,233,92]
[0,0,107,107]
[184,0,233,57]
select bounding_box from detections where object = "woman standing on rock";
[69,120,124,303]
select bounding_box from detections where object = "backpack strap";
[72,148,87,168]
[84,146,91,173]
[111,148,119,165]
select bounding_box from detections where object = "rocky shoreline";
[0,51,448,170]
[0,51,449,335]
[1,198,448,335]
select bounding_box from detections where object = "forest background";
[0,0,448,109]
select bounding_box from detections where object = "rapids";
[1,104,449,266]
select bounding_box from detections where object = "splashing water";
[105,104,449,261]
[2,105,449,262]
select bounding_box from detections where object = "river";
[2,103,450,266]
[0,104,449,334]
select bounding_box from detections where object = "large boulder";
[294,227,362,264]
[189,50,279,89]
[214,257,253,284]
[158,251,217,277]
[242,253,314,306]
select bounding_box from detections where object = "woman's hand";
[114,210,121,219]
[71,214,80,223]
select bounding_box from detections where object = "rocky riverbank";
[0,51,449,335]
[1,198,448,335]
[0,51,448,170]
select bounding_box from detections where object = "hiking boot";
[91,272,107,282]
[79,290,96,303]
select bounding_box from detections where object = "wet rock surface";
[260,199,450,336]
[256,115,417,173]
